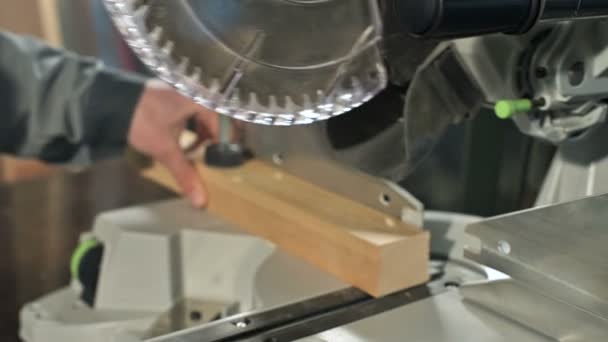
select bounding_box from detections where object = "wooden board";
[142,159,429,297]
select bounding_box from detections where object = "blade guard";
[104,0,387,125]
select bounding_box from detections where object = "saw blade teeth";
[149,26,164,43]
[230,89,241,107]
[209,78,221,93]
[316,90,326,104]
[133,3,149,19]
[249,92,260,109]
[129,0,146,9]
[190,67,202,83]
[161,40,174,57]
[284,95,296,110]
[104,0,387,125]
[178,57,190,74]
[302,93,313,108]
[268,95,279,110]
[351,76,362,93]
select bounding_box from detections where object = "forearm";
[0,31,146,164]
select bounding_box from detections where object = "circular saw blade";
[104,0,387,125]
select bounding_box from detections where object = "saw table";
[5,159,608,342]
[0,160,171,342]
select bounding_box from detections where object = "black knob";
[204,143,246,168]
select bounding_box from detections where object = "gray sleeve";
[0,31,147,164]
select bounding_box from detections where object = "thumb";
[157,143,207,208]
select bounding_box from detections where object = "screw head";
[234,319,250,328]
[497,240,512,255]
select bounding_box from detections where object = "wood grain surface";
[143,158,429,297]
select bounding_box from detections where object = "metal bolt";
[234,320,249,328]
[497,240,512,255]
[379,193,391,206]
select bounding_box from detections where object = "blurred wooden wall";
[0,1,62,46]
[0,0,63,182]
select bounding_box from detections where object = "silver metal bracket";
[463,194,608,340]
[257,152,423,227]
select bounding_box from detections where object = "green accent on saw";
[494,99,533,119]
[70,238,100,280]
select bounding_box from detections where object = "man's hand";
[129,80,219,207]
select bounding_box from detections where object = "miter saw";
[19,1,608,341]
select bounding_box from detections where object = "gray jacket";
[0,31,146,164]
